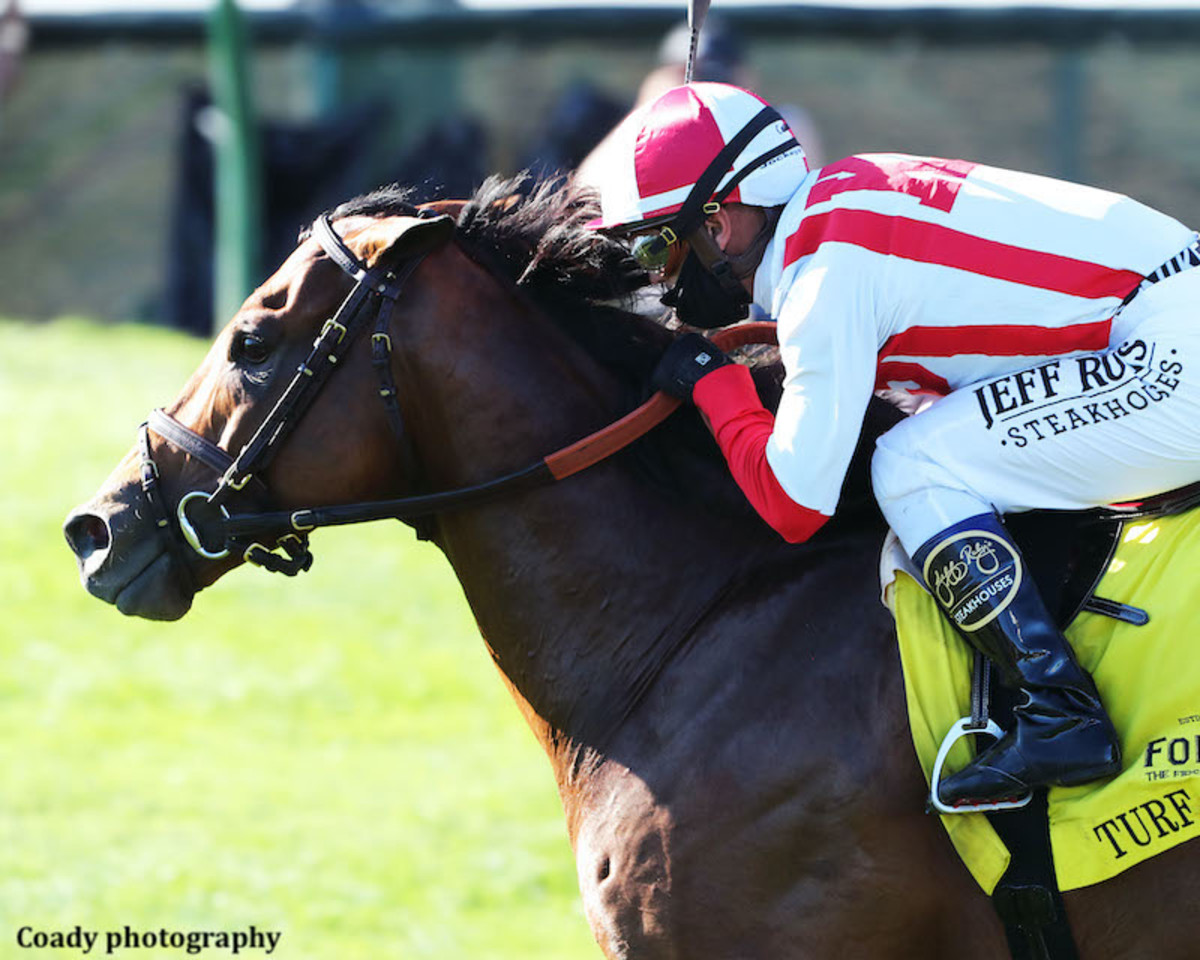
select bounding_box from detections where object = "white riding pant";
[872,268,1200,556]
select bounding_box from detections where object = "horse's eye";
[232,332,271,365]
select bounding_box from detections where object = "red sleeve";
[691,363,830,543]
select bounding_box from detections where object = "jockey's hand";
[651,333,732,401]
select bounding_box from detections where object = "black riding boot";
[914,513,1122,807]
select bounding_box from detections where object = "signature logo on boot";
[924,530,1022,632]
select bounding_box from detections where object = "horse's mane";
[456,175,797,525]
[329,174,897,537]
[328,174,666,374]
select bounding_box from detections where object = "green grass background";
[0,319,597,959]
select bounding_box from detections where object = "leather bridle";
[140,212,429,575]
[138,209,778,577]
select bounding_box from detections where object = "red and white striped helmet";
[588,82,808,233]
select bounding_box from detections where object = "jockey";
[587,81,1200,808]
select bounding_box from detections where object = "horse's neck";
[438,465,770,736]
[399,256,781,770]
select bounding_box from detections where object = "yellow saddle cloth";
[893,509,1200,894]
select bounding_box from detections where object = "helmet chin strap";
[681,206,780,300]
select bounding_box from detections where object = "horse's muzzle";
[63,496,195,621]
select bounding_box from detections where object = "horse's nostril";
[64,512,111,561]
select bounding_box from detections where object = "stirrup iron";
[929,718,1033,815]
[928,655,1031,814]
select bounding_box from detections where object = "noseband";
[139,209,779,577]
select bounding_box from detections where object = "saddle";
[1006,479,1200,630]
[893,480,1200,960]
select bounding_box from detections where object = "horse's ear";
[353,214,456,269]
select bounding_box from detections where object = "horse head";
[63,206,456,620]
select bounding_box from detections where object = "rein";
[141,211,777,575]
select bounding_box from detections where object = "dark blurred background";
[4,0,1200,332]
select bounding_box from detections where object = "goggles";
[623,203,721,273]
[626,226,676,272]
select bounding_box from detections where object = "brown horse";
[65,176,1199,959]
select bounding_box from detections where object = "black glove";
[651,333,732,400]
